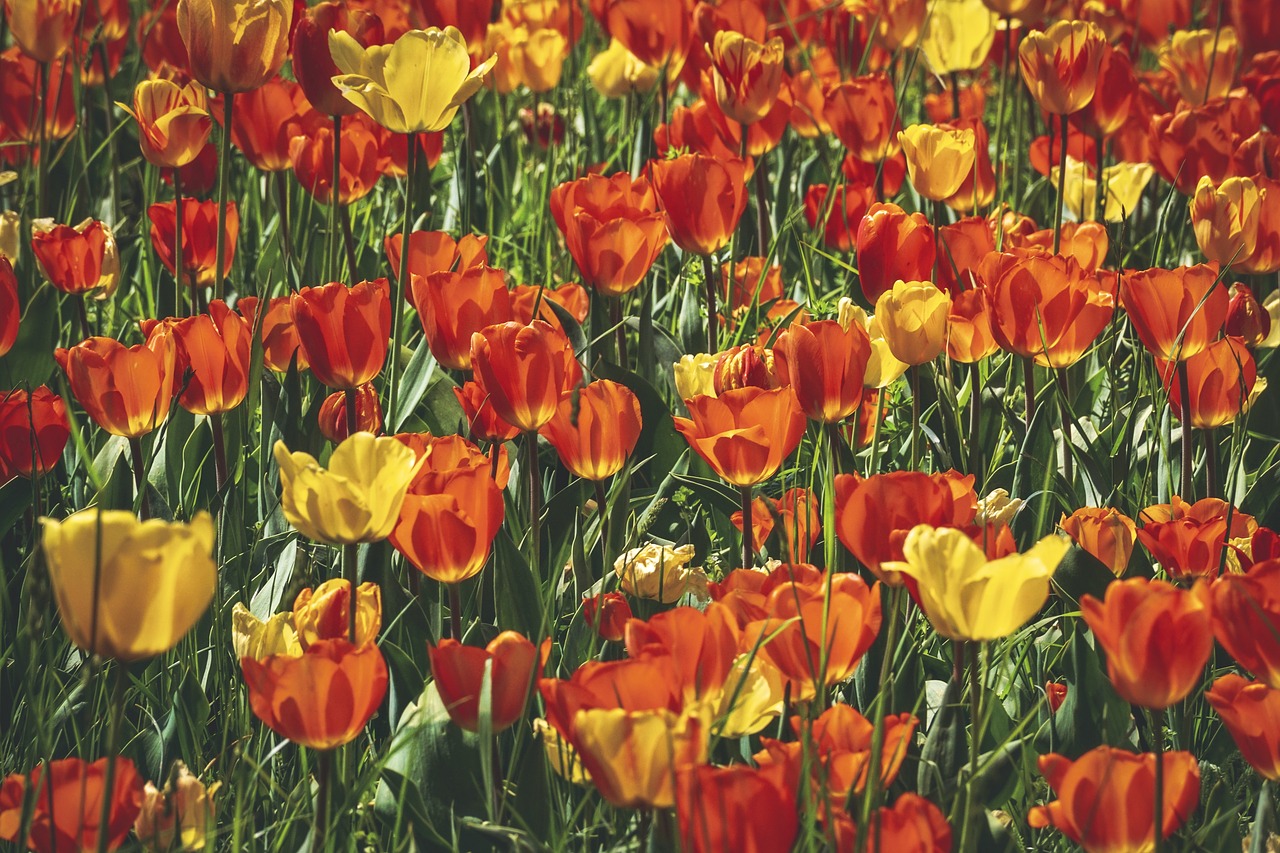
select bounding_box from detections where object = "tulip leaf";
[671,474,743,519]
[493,529,546,640]
[393,338,440,433]
[917,674,966,800]
[543,296,588,360]
[1050,544,1115,608]
[1012,394,1062,547]
[0,285,56,387]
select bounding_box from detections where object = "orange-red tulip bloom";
[390,467,505,585]
[238,295,307,373]
[1206,674,1280,781]
[1060,507,1138,576]
[676,763,798,853]
[803,183,876,253]
[540,380,643,481]
[410,267,514,370]
[825,74,900,162]
[56,332,177,438]
[550,172,669,297]
[291,280,391,391]
[1120,264,1228,361]
[1137,496,1252,580]
[148,198,239,290]
[673,386,806,487]
[292,2,385,117]
[650,154,751,257]
[0,257,16,357]
[31,219,109,296]
[429,631,537,733]
[774,319,873,423]
[855,202,935,304]
[452,380,521,442]
[231,77,318,173]
[469,320,582,432]
[290,118,382,205]
[385,230,489,291]
[1208,559,1280,689]
[168,300,251,415]
[605,0,691,68]
[1158,336,1256,430]
[0,757,145,853]
[832,792,952,853]
[0,387,70,481]
[583,591,632,643]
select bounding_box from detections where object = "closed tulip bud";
[650,153,750,256]
[170,301,251,415]
[469,320,582,432]
[898,124,977,202]
[292,2,385,117]
[587,39,658,98]
[121,79,212,170]
[1190,175,1260,268]
[550,172,668,297]
[275,433,422,545]
[1018,20,1106,115]
[1159,336,1256,430]
[774,319,872,423]
[573,707,707,809]
[1120,263,1228,362]
[1206,674,1280,780]
[292,280,391,391]
[673,353,718,400]
[452,380,521,442]
[410,267,513,369]
[1046,682,1068,713]
[31,218,110,296]
[293,578,381,649]
[615,543,710,603]
[583,592,632,642]
[1081,578,1213,709]
[674,386,805,487]
[920,0,997,75]
[231,78,318,173]
[134,762,215,853]
[884,526,1068,641]
[41,510,216,661]
[0,387,70,481]
[318,384,382,444]
[541,381,642,481]
[330,27,496,135]
[1160,28,1239,106]
[1060,507,1137,576]
[428,631,537,732]
[177,0,293,94]
[2,0,79,63]
[676,763,798,853]
[56,332,178,438]
[0,757,144,853]
[825,74,900,162]
[708,31,785,126]
[1227,283,1271,345]
[1028,748,1201,851]
[390,466,505,584]
[855,203,935,304]
[874,280,951,366]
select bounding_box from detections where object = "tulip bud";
[874,280,951,366]
[673,353,718,400]
[1046,682,1068,713]
[1227,283,1271,346]
[177,0,294,94]
[898,124,977,202]
[582,592,632,642]
[318,384,384,444]
[712,344,779,394]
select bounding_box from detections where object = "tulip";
[390,467,505,584]
[41,510,216,661]
[289,117,383,205]
[540,381,643,481]
[1149,97,1254,195]
[773,319,872,423]
[0,387,70,481]
[417,0,491,48]
[3,0,79,62]
[169,301,251,415]
[673,386,806,488]
[587,39,659,97]
[1060,507,1138,576]
[1137,496,1251,580]
[0,757,144,853]
[385,230,490,288]
[232,78,318,173]
[148,198,240,290]
[134,762,215,853]
[0,49,77,144]
[1207,558,1280,688]
[1240,177,1280,275]
[676,763,798,853]
[1080,578,1212,709]
[452,380,521,443]
[572,707,707,809]
[1190,175,1261,268]
[803,183,876,252]
[0,256,14,357]
[275,432,422,545]
[292,578,382,649]
[318,384,382,444]
[649,153,751,258]
[56,332,178,438]
[583,592,632,642]
[410,267,514,370]
[898,124,976,202]
[469,320,582,432]
[1206,674,1280,780]
[241,638,388,750]
[1120,264,1228,362]
[1227,283,1272,346]
[614,543,710,603]
[874,280,951,366]
[624,604,739,705]
[329,26,496,135]
[486,23,568,95]
[291,280,391,391]
[884,526,1068,641]
[549,172,668,297]
[1028,748,1201,851]
[31,218,110,296]
[711,344,780,395]
[428,631,537,732]
[605,0,691,69]
[292,2,385,117]
[237,296,307,373]
[1017,20,1106,115]
[121,79,212,170]
[920,0,997,74]
[731,489,821,563]
[832,792,952,853]
[856,203,936,304]
[177,0,293,94]
[1160,27,1239,106]
[1158,336,1256,430]
[707,31,785,126]
[825,74,900,162]
[715,653,786,738]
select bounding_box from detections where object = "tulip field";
[9,0,1280,850]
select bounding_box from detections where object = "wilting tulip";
[573,707,707,809]
[1080,578,1212,709]
[774,319,872,423]
[650,154,751,257]
[177,0,293,93]
[122,79,212,169]
[1120,264,1228,361]
[31,218,110,296]
[1208,558,1280,687]
[1206,674,1280,780]
[826,74,899,162]
[0,757,144,853]
[583,592,632,642]
[0,387,70,481]
[169,301,251,415]
[1028,748,1201,852]
[469,320,581,432]
[677,763,798,853]
[56,332,177,438]
[242,638,387,750]
[391,467,505,584]
[428,631,537,732]
[884,526,1068,641]
[1159,336,1256,430]
[134,761,215,853]
[549,172,668,297]
[292,2,385,117]
[540,381,643,481]
[707,31,785,126]
[673,387,805,488]
[898,124,976,202]
[1018,21,1106,115]
[291,280,391,391]
[410,267,513,369]
[856,203,936,304]
[148,199,239,290]
[42,510,216,661]
[833,792,952,853]
[1160,28,1239,106]
[874,280,951,366]
[1060,507,1138,576]
[330,26,496,134]
[232,78,317,173]
[318,384,382,444]
[275,432,422,545]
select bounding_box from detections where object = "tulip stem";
[343,543,359,644]
[957,640,983,853]
[856,586,904,852]
[211,413,228,494]
[702,254,717,353]
[214,93,234,301]
[1052,112,1068,257]
[740,486,753,570]
[610,296,628,368]
[387,133,417,428]
[331,114,343,281]
[35,60,49,216]
[1152,710,1165,853]
[753,157,770,253]
[1204,430,1219,498]
[129,436,149,519]
[1178,361,1194,500]
[594,479,610,574]
[94,666,126,853]
[448,582,463,641]
[343,387,358,439]
[174,172,185,316]
[76,296,91,341]
[274,170,296,290]
[910,365,921,470]
[525,431,541,573]
[968,362,983,484]
[993,21,1011,201]
[1023,357,1036,430]
[312,749,331,853]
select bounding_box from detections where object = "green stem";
[968,362,983,483]
[210,412,228,493]
[1153,710,1165,853]
[740,485,753,570]
[1053,112,1067,257]
[331,114,343,281]
[128,436,149,520]
[702,253,717,353]
[957,640,983,853]
[910,365,921,470]
[311,750,331,853]
[448,582,463,641]
[386,133,417,427]
[94,667,126,853]
[342,542,358,644]
[1178,361,1194,500]
[856,587,903,851]
[525,431,541,573]
[1023,357,1036,430]
[214,92,234,300]
[173,172,184,315]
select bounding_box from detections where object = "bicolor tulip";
[1018,21,1106,115]
[177,0,294,93]
[541,381,643,481]
[469,320,581,432]
[122,79,212,169]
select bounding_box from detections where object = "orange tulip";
[0,757,144,853]
[720,256,783,316]
[649,153,751,257]
[2,0,79,62]
[1189,176,1261,269]
[469,320,582,432]
[539,656,683,746]
[417,0,491,49]
[291,2,385,116]
[825,73,900,162]
[583,591,632,643]
[673,386,806,488]
[318,384,382,444]
[510,282,590,331]
[978,250,1113,368]
[676,763,798,853]
[1060,507,1138,576]
[148,198,239,289]
[731,488,821,563]
[832,792,952,853]
[237,295,308,373]
[623,604,739,704]
[1206,674,1280,780]
[241,638,387,750]
[1239,178,1280,275]
[774,319,872,423]
[385,230,489,284]
[947,289,1000,363]
[655,100,742,162]
[937,216,996,293]
[711,343,780,395]
[289,117,382,205]
[855,202,935,304]
[803,183,876,252]
[1119,263,1228,362]
[123,79,212,169]
[0,49,77,145]
[409,267,513,370]
[169,300,252,415]
[231,77,318,173]
[394,432,498,491]
[1158,336,1256,430]
[31,219,110,296]
[177,0,294,94]
[1137,496,1252,580]
[390,467,505,584]
[605,0,691,69]
[549,172,668,297]
[452,380,521,443]
[291,280,391,391]
[1207,559,1280,688]
[1028,748,1201,851]
[1149,99,1248,194]
[761,705,916,802]
[428,631,537,732]
[56,332,177,438]
[0,387,70,481]
[1080,578,1212,709]
[1017,21,1106,115]
[540,380,643,481]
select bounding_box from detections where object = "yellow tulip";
[176,0,293,94]
[534,718,591,785]
[586,39,659,99]
[329,26,497,135]
[898,124,977,202]
[1189,175,1261,268]
[293,578,382,648]
[874,280,952,366]
[1159,27,1239,106]
[486,24,568,95]
[1051,160,1153,223]
[920,0,998,75]
[0,210,19,262]
[572,707,708,809]
[274,432,423,545]
[673,353,718,400]
[42,510,216,661]
[613,543,709,603]
[231,603,302,661]
[883,525,1069,641]
[715,653,785,738]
